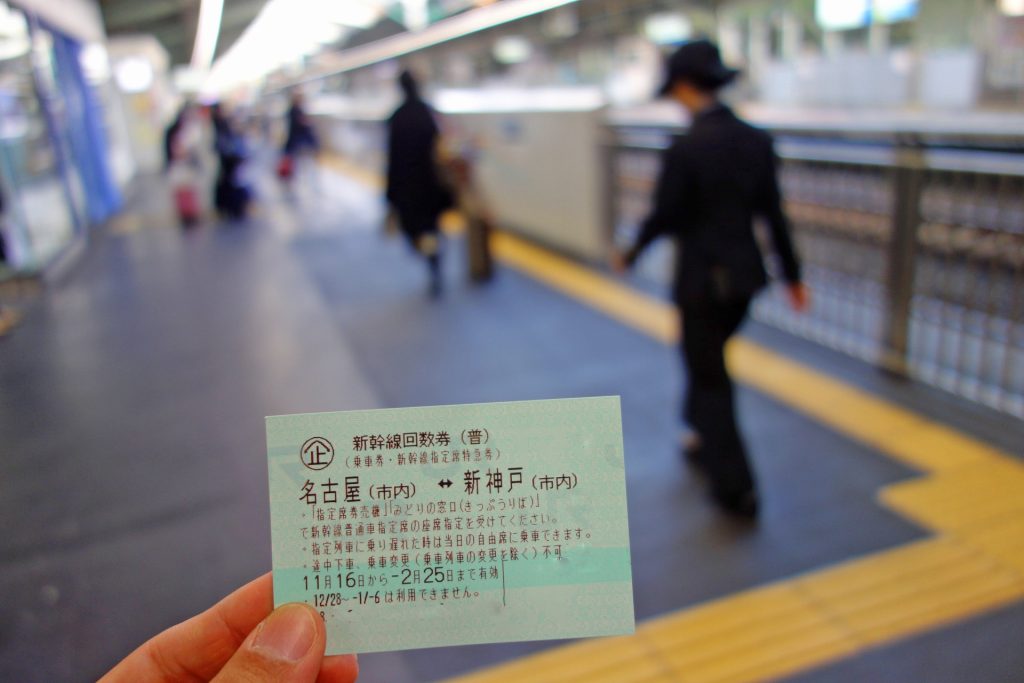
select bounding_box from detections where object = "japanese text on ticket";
[266,397,634,654]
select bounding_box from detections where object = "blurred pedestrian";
[164,106,185,172]
[165,104,203,226]
[0,177,20,337]
[99,573,358,682]
[211,103,250,220]
[613,39,808,518]
[386,70,454,297]
[279,90,319,184]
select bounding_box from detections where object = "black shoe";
[680,433,705,469]
[682,443,707,473]
[713,489,759,519]
[427,252,443,298]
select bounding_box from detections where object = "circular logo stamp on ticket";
[300,436,334,471]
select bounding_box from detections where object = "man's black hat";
[657,39,739,97]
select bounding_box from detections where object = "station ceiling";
[97,0,724,70]
[97,0,269,65]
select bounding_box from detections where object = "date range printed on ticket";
[266,396,634,654]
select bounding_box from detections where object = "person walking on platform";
[613,39,808,519]
[279,90,319,186]
[211,104,250,220]
[386,70,453,297]
[164,104,203,226]
[0,178,21,337]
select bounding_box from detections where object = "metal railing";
[605,123,1024,419]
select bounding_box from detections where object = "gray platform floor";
[0,170,1020,682]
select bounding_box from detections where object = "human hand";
[610,249,630,276]
[787,282,810,312]
[100,573,358,683]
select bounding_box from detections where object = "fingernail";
[252,604,317,662]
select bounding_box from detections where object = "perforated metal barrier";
[605,124,1024,419]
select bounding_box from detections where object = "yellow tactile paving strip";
[321,158,1024,682]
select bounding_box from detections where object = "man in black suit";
[614,39,808,518]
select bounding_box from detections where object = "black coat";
[385,96,452,219]
[284,103,317,155]
[627,104,801,304]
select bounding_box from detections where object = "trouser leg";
[396,208,443,291]
[681,298,754,499]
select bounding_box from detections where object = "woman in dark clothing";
[0,179,19,336]
[211,104,249,219]
[283,91,319,158]
[164,104,202,225]
[163,106,187,171]
[278,91,319,185]
[385,70,453,297]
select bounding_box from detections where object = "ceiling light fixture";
[191,0,225,70]
[292,0,581,87]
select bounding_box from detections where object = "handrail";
[604,125,1024,176]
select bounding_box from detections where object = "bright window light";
[0,36,28,61]
[815,0,870,30]
[873,0,918,23]
[80,43,110,83]
[115,58,154,93]
[1000,0,1024,16]
[643,13,692,45]
[0,2,27,38]
[493,36,532,64]
[313,22,346,46]
[402,0,429,31]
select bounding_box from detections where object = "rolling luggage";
[277,155,294,180]
[174,185,200,225]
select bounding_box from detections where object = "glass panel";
[0,2,76,269]
[28,20,88,230]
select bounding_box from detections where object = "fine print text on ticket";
[266,396,635,654]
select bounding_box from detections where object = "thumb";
[212,603,326,683]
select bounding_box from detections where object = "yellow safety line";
[321,158,1024,683]
[489,232,1016,476]
[320,156,384,189]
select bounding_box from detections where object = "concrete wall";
[448,105,607,262]
[313,88,609,263]
[106,36,175,174]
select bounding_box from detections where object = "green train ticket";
[266,397,634,654]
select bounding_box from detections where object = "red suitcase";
[277,155,294,179]
[175,186,200,223]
